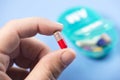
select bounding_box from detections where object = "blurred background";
[0,0,120,80]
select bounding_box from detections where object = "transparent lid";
[58,7,117,58]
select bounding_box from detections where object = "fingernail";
[56,22,63,26]
[61,50,75,66]
[55,22,63,31]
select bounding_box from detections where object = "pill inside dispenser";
[54,31,67,49]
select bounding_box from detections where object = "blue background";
[0,0,120,80]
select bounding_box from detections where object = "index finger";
[0,17,63,54]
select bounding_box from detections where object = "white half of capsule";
[54,31,63,41]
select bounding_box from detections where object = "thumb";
[25,48,76,80]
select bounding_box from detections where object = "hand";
[0,17,76,80]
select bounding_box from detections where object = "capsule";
[54,31,67,49]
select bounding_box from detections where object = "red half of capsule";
[57,39,67,49]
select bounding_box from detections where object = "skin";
[0,17,76,80]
